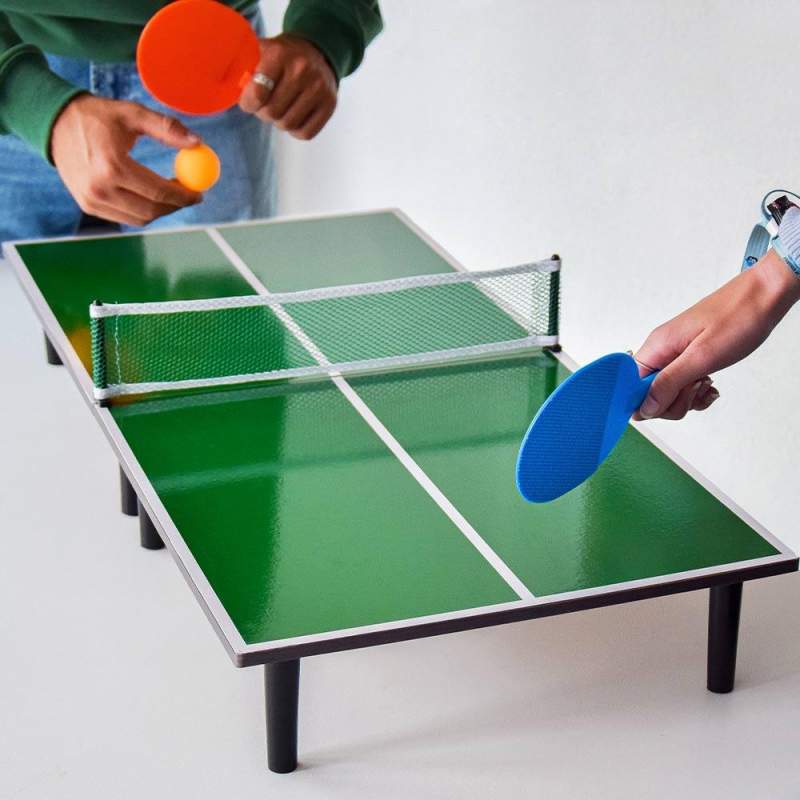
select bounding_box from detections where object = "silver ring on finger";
[252,72,276,93]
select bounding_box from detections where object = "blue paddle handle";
[628,370,658,414]
[641,371,658,389]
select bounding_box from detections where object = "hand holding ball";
[174,143,220,192]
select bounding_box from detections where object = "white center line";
[207,227,535,601]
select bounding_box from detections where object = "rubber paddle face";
[137,0,260,115]
[516,353,656,503]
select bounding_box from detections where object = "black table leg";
[265,659,300,773]
[138,504,165,550]
[707,582,743,693]
[44,334,62,366]
[120,466,138,517]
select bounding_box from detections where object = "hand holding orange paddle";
[238,34,338,141]
[137,0,338,189]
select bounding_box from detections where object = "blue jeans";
[0,15,275,242]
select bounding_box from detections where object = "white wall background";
[263,0,800,551]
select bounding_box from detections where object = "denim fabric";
[0,12,274,242]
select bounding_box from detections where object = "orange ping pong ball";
[174,143,220,192]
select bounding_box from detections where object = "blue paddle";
[516,353,657,503]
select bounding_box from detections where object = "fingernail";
[700,389,719,409]
[640,395,659,419]
[686,381,703,410]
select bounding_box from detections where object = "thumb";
[127,105,200,149]
[638,343,710,419]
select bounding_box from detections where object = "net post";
[90,301,109,407]
[546,254,561,352]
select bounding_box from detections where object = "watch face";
[767,195,799,225]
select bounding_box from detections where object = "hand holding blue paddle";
[516,353,656,503]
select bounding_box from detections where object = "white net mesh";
[90,260,560,400]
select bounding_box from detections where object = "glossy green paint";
[218,212,455,290]
[18,231,252,373]
[352,355,778,595]
[112,381,518,643]
[18,214,522,643]
[16,211,781,647]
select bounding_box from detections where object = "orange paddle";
[137,0,260,115]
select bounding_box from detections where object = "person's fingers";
[255,106,273,125]
[633,376,715,421]
[634,324,684,379]
[297,105,331,140]
[633,355,659,378]
[124,103,200,149]
[277,88,322,132]
[656,377,721,420]
[637,338,715,419]
[694,387,720,411]
[81,165,194,225]
[106,186,187,223]
[79,152,200,224]
[80,198,150,228]
[73,169,150,226]
[262,80,302,125]
[240,38,284,112]
[239,36,337,134]
[658,379,704,421]
[121,158,202,207]
[239,79,270,114]
[239,67,282,114]
[691,378,715,409]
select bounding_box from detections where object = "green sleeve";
[283,0,383,81]
[0,15,83,161]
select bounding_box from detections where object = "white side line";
[207,229,336,369]
[334,377,534,599]
[206,227,535,601]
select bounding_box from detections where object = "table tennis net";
[89,260,561,401]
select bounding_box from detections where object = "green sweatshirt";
[0,0,382,160]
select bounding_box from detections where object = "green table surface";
[8,211,794,659]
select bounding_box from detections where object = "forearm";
[0,15,82,160]
[636,243,800,420]
[751,247,800,331]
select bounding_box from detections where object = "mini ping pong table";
[4,209,797,773]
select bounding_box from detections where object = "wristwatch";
[742,190,800,276]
